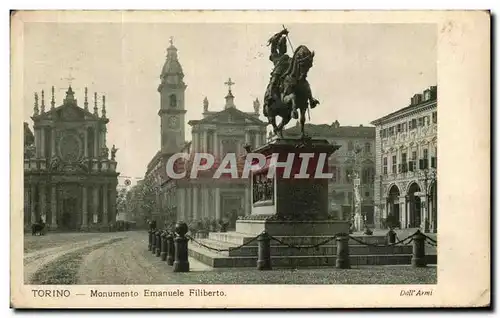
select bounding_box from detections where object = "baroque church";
[144,40,267,229]
[24,86,120,231]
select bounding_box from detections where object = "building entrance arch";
[386,185,401,228]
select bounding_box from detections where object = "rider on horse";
[263,28,293,118]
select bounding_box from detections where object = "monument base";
[235,219,350,236]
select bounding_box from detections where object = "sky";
[22,22,436,183]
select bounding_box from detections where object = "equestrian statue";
[262,26,320,139]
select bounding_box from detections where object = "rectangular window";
[419,148,429,169]
[396,124,401,133]
[383,157,388,175]
[331,166,337,182]
[411,119,417,129]
[401,153,407,173]
[418,117,424,127]
[392,155,397,174]
[432,112,437,124]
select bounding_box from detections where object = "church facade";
[24,86,120,231]
[144,41,267,229]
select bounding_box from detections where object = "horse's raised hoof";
[292,110,298,119]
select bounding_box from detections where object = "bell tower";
[158,37,187,154]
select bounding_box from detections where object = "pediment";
[37,103,98,122]
[362,158,374,165]
[199,107,265,125]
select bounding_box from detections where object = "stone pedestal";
[235,138,349,236]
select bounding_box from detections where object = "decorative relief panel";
[57,130,83,164]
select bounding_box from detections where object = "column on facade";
[39,184,46,223]
[51,183,57,228]
[202,186,209,218]
[34,129,41,158]
[50,127,56,158]
[30,184,36,223]
[202,131,208,153]
[102,127,107,149]
[178,187,186,221]
[92,186,99,224]
[192,186,199,220]
[399,195,407,229]
[94,127,99,158]
[102,184,108,225]
[109,184,117,224]
[40,128,45,158]
[245,130,250,146]
[186,187,192,221]
[81,185,88,228]
[192,131,198,153]
[213,132,219,158]
[84,128,89,158]
[215,188,221,220]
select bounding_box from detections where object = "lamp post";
[348,146,363,232]
[418,164,436,233]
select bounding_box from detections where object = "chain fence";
[186,229,437,253]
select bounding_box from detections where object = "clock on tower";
[168,115,180,130]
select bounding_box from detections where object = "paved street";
[24,231,436,285]
[24,232,130,284]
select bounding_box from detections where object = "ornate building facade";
[144,40,267,229]
[371,86,437,232]
[284,122,376,226]
[24,86,119,231]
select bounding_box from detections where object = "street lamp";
[348,145,364,232]
[417,159,437,233]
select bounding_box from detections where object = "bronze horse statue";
[265,44,320,139]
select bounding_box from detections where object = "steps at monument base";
[208,232,389,247]
[191,238,413,257]
[188,243,437,268]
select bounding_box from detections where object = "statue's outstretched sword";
[282,25,311,121]
[282,25,294,52]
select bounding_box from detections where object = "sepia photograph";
[10,10,490,308]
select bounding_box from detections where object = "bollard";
[148,229,153,251]
[411,230,427,267]
[166,232,175,266]
[160,231,167,261]
[387,229,396,244]
[336,234,350,269]
[173,222,190,272]
[257,231,272,270]
[155,231,161,257]
[151,230,157,254]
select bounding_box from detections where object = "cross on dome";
[224,77,235,92]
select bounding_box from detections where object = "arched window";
[169,94,177,107]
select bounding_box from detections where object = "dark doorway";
[62,197,77,230]
[387,185,401,228]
